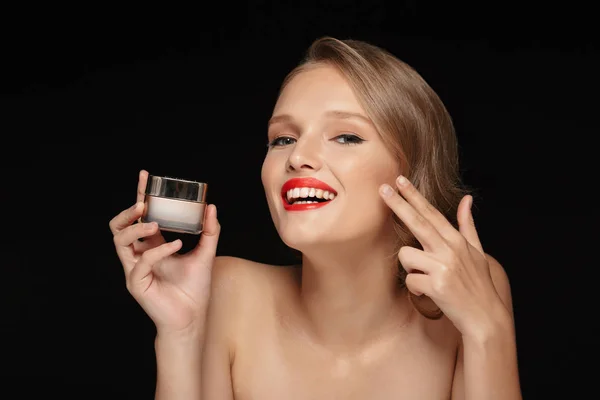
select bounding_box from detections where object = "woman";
[110,37,521,399]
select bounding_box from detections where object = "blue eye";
[334,134,364,145]
[267,134,365,148]
[268,136,296,148]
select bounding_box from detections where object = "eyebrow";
[325,110,373,125]
[268,110,373,127]
[267,114,293,128]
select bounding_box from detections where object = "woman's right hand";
[109,170,221,337]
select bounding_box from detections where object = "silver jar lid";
[145,175,207,202]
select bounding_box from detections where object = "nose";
[286,135,322,172]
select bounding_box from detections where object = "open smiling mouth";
[280,178,338,211]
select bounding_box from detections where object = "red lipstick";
[281,177,337,211]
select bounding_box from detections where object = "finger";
[109,202,144,235]
[379,181,446,252]
[395,175,462,239]
[457,195,484,254]
[114,221,160,249]
[132,230,166,253]
[114,222,161,273]
[187,204,221,267]
[405,273,431,297]
[128,239,183,292]
[137,170,149,203]
[134,169,164,248]
[398,246,440,275]
[112,222,159,276]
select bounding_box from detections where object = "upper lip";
[281,177,337,196]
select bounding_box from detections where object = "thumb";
[458,195,484,254]
[189,204,221,266]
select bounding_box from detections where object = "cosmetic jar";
[141,175,208,235]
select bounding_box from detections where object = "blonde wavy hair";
[280,37,472,319]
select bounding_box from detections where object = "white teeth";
[285,186,337,203]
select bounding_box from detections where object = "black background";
[1,2,597,399]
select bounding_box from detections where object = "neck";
[293,234,413,354]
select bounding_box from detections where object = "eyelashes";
[267,134,365,148]
[333,134,365,145]
[267,136,296,148]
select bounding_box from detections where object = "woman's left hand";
[379,175,510,340]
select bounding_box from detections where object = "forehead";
[273,64,365,115]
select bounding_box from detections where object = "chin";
[277,225,328,251]
[277,223,358,253]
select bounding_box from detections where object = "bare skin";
[112,64,520,399]
[201,65,518,399]
[203,254,510,400]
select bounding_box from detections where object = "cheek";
[339,156,397,215]
[348,190,391,220]
[261,154,276,189]
[338,154,398,187]
[364,154,400,184]
[261,153,285,210]
[260,159,268,188]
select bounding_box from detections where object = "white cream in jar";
[141,175,208,235]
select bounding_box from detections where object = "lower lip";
[281,196,332,211]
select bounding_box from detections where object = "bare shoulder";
[211,256,262,294]
[484,253,514,313]
[205,256,294,349]
[212,256,293,291]
[202,257,290,397]
[210,256,296,313]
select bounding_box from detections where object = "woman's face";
[261,64,400,251]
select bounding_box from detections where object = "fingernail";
[381,184,394,196]
[145,222,157,230]
[397,175,408,186]
[468,196,473,210]
[131,202,140,211]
